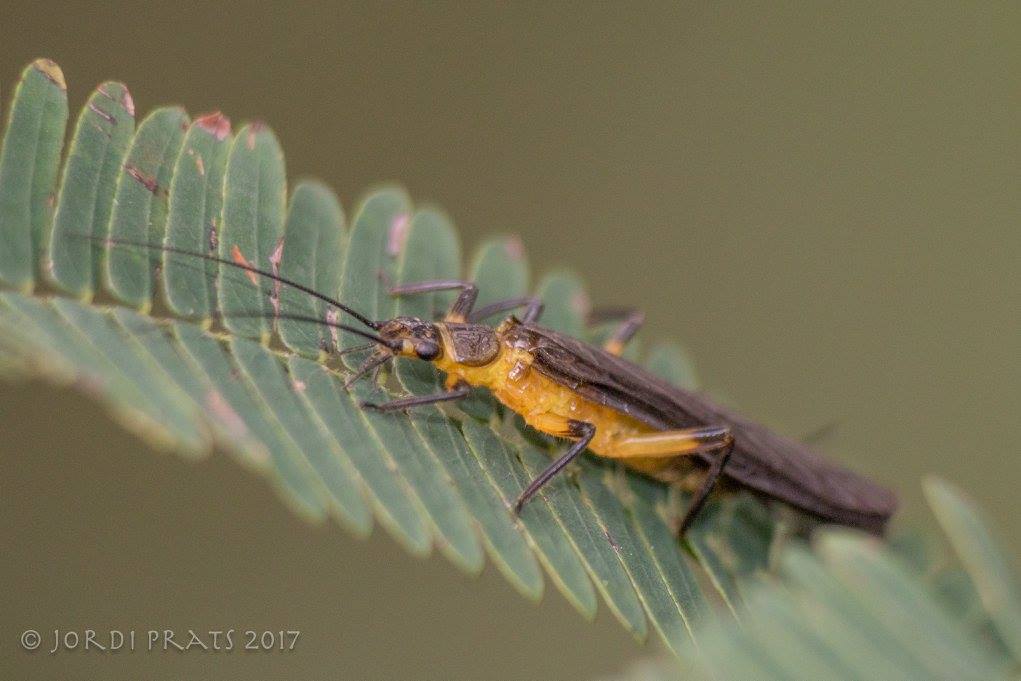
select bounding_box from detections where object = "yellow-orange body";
[434,335,683,478]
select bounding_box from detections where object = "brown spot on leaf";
[326,308,341,350]
[570,290,591,317]
[268,236,285,316]
[231,244,259,285]
[603,528,621,552]
[504,235,525,260]
[87,102,115,125]
[195,111,231,141]
[191,150,205,176]
[121,89,135,117]
[291,378,307,393]
[246,122,265,150]
[387,213,410,256]
[124,164,159,194]
[208,220,219,252]
[205,389,248,440]
[268,236,284,272]
[31,58,65,91]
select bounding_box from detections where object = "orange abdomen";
[436,344,676,477]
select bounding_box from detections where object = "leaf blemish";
[31,58,65,91]
[570,290,590,317]
[205,389,248,439]
[268,236,285,316]
[121,90,135,117]
[195,111,231,141]
[504,235,525,260]
[230,244,259,285]
[246,122,265,150]
[87,102,116,125]
[187,149,205,176]
[387,212,410,256]
[124,164,159,194]
[326,309,341,350]
[603,528,621,552]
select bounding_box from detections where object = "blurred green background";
[1,2,1018,679]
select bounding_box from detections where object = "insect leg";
[387,279,478,322]
[468,296,544,323]
[610,425,731,459]
[361,382,471,412]
[587,307,645,356]
[520,297,545,323]
[514,420,595,513]
[678,436,734,534]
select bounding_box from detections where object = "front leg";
[361,381,471,412]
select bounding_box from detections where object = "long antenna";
[74,233,381,330]
[218,310,400,350]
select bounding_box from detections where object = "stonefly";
[98,235,898,536]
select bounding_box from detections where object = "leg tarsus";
[361,383,471,412]
[678,434,734,535]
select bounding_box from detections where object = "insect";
[99,236,898,535]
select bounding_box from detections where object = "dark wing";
[520,322,897,533]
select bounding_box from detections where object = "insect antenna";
[334,342,376,357]
[71,233,382,330]
[209,310,400,350]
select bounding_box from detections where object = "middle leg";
[387,279,478,322]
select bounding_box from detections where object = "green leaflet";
[925,477,1021,663]
[48,81,135,298]
[217,123,286,341]
[162,112,232,319]
[535,268,588,337]
[0,59,67,289]
[105,107,188,308]
[468,234,529,312]
[277,180,346,357]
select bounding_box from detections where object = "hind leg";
[607,426,734,535]
[587,307,645,356]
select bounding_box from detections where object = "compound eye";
[415,340,441,361]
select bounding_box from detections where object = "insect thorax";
[440,323,500,366]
